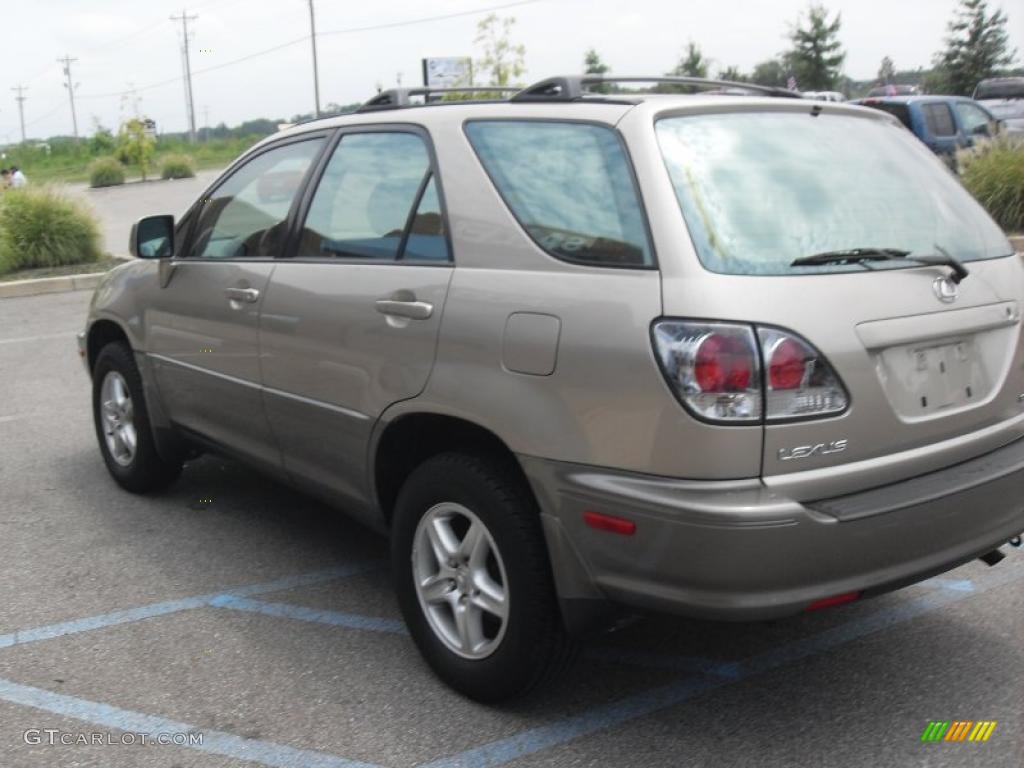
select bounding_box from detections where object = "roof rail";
[510,75,801,102]
[357,86,521,113]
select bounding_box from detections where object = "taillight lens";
[759,327,848,420]
[652,321,848,424]
[652,321,762,423]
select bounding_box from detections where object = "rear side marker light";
[583,510,636,536]
[652,320,848,423]
[804,591,861,611]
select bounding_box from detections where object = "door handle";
[375,298,433,320]
[224,287,260,303]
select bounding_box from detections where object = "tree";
[670,42,709,78]
[932,0,1015,95]
[783,4,845,91]
[750,59,787,87]
[717,65,747,82]
[475,14,526,86]
[116,119,155,180]
[584,48,612,93]
[89,126,116,156]
[877,55,896,84]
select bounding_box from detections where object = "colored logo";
[921,721,997,742]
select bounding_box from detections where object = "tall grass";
[160,153,197,179]
[88,156,126,188]
[957,135,1024,232]
[0,186,102,274]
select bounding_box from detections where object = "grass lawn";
[0,256,121,282]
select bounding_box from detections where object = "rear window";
[465,121,653,267]
[922,103,956,136]
[655,111,1011,277]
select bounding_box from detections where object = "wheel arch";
[86,318,132,376]
[372,412,532,529]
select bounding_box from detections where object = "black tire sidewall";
[391,453,566,701]
[92,342,180,492]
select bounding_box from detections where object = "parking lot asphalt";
[64,170,224,257]
[1,289,1022,768]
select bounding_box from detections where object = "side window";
[297,132,449,261]
[188,138,324,259]
[922,103,957,137]
[465,121,652,267]
[955,102,991,135]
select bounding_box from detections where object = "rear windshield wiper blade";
[790,247,910,267]
[791,245,970,283]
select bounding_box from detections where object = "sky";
[1,0,1021,142]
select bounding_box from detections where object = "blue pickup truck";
[851,95,999,163]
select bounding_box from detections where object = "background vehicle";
[974,77,1024,137]
[852,94,999,160]
[866,84,920,97]
[81,75,1024,702]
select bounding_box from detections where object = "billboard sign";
[422,57,473,89]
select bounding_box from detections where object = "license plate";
[908,339,976,412]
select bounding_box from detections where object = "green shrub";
[0,186,102,274]
[88,156,126,188]
[160,154,196,180]
[957,135,1024,232]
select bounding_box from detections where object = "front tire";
[392,452,577,702]
[92,342,182,493]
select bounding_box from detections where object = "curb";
[0,272,106,299]
[1010,235,1024,253]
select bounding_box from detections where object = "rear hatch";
[651,103,1024,498]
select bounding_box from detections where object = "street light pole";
[307,0,321,117]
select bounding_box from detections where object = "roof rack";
[357,86,521,113]
[510,75,801,101]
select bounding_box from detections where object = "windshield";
[655,110,1012,276]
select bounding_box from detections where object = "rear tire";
[92,342,182,493]
[391,452,578,702]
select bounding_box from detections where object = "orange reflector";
[805,591,861,612]
[583,510,636,536]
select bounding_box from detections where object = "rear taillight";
[651,322,762,423]
[652,321,848,424]
[759,327,848,420]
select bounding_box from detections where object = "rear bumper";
[522,438,1024,623]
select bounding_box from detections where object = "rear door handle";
[224,287,260,304]
[375,298,433,320]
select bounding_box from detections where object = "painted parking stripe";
[0,564,378,650]
[0,677,379,768]
[0,331,76,346]
[210,595,409,635]
[421,562,1024,768]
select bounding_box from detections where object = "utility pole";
[202,105,209,141]
[58,55,80,142]
[307,0,321,117]
[10,85,27,143]
[170,9,198,142]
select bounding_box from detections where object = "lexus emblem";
[933,276,958,303]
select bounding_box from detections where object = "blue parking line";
[421,562,1024,768]
[0,677,379,768]
[210,595,409,635]
[583,648,742,679]
[0,564,377,650]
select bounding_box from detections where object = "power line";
[10,85,27,143]
[318,0,543,37]
[70,1,547,109]
[170,9,199,143]
[58,55,80,141]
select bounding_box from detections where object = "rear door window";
[922,103,957,136]
[465,120,653,267]
[866,102,912,129]
[297,131,449,262]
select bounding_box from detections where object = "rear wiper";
[790,247,910,267]
[791,244,970,283]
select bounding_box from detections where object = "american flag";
[786,75,798,91]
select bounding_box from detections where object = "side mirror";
[130,215,175,259]
[971,122,991,137]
